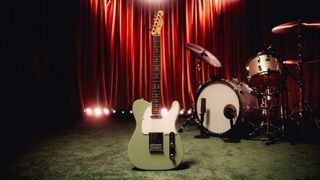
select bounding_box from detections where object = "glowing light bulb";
[103,108,110,115]
[161,108,168,115]
[94,107,102,116]
[86,108,93,115]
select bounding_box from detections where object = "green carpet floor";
[2,117,320,179]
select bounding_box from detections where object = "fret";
[151,35,162,115]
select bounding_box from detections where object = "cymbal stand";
[292,23,317,131]
[196,56,203,89]
[296,24,305,120]
[278,24,319,142]
[179,56,203,132]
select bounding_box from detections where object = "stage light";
[161,108,168,115]
[103,108,110,115]
[129,110,133,114]
[179,109,185,115]
[85,108,93,115]
[94,107,102,116]
[121,110,125,114]
[112,109,116,114]
[187,108,192,115]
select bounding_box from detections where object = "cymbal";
[272,20,320,35]
[185,43,222,67]
[283,59,320,65]
[283,60,299,65]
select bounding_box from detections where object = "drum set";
[180,20,320,144]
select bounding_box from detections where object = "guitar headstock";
[151,10,164,36]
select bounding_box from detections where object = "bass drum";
[196,78,259,135]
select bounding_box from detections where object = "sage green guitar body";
[128,99,184,170]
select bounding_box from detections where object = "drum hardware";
[272,19,320,136]
[259,88,283,144]
[179,43,222,133]
[196,57,202,89]
[195,98,210,138]
[246,45,287,144]
[222,104,241,143]
[195,78,259,137]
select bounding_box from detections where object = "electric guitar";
[127,10,183,170]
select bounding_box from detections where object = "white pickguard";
[142,101,180,135]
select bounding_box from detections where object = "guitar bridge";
[149,133,163,152]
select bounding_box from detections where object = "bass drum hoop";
[195,78,258,135]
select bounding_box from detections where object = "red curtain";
[76,0,320,111]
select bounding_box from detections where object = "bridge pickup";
[169,132,176,160]
[149,133,163,152]
[150,115,162,119]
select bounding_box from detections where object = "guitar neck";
[151,35,161,116]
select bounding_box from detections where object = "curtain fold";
[76,0,320,112]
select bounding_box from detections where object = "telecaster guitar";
[127,10,183,170]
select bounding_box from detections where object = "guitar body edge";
[127,99,184,170]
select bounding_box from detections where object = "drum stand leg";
[194,113,210,138]
[264,106,283,145]
[250,92,283,145]
[288,102,320,144]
